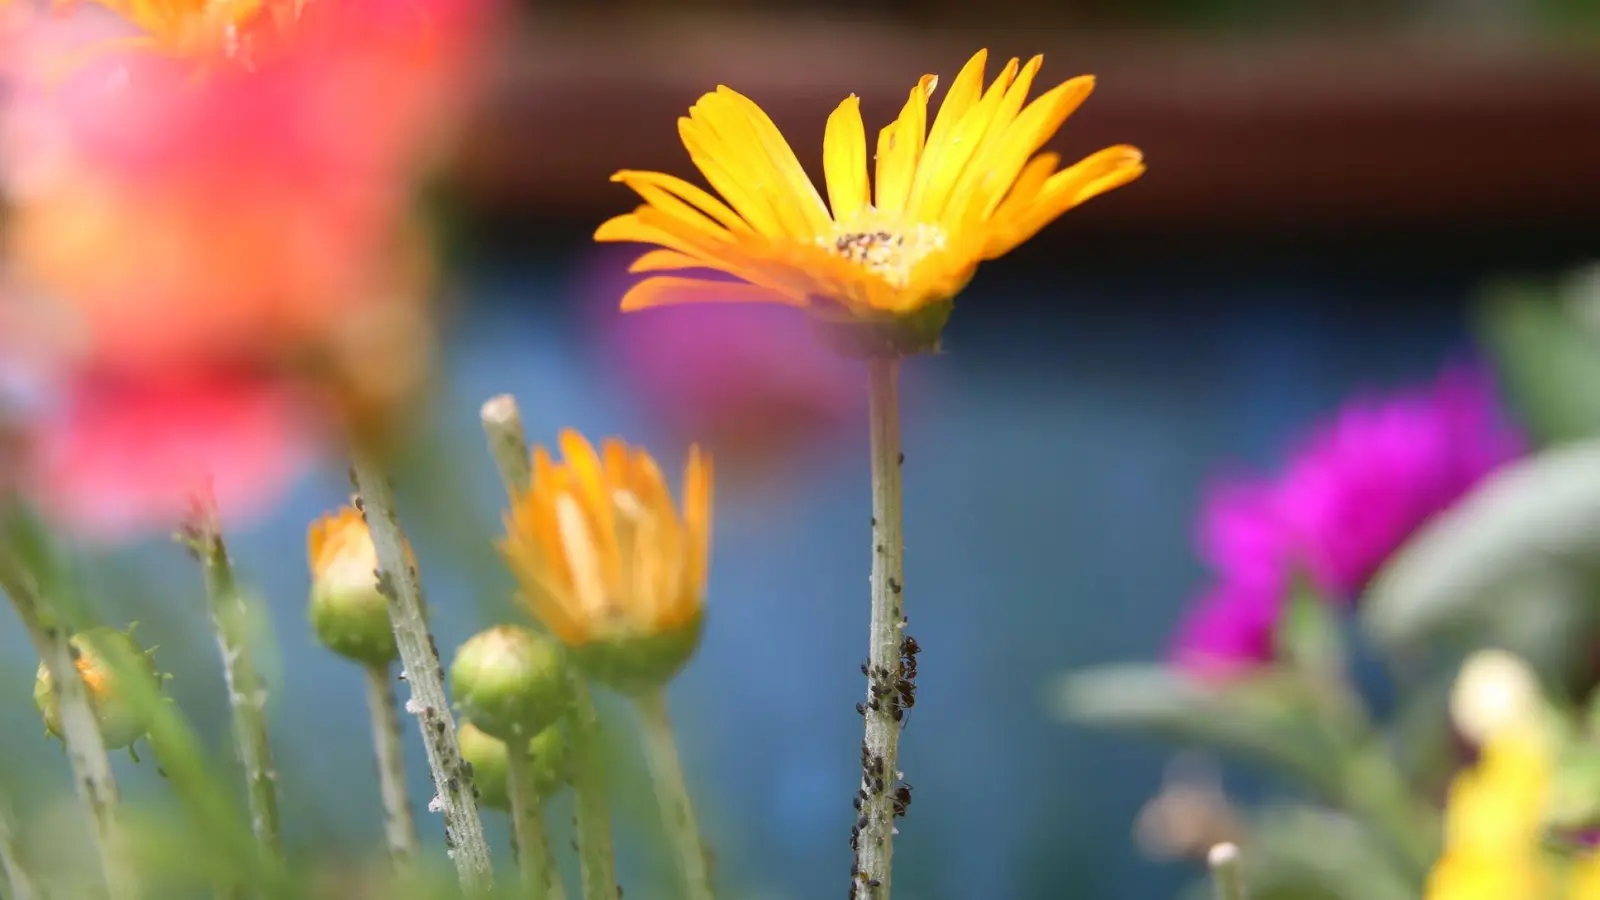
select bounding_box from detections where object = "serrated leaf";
[1050,664,1342,792]
[1363,439,1600,649]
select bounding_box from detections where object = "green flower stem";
[636,689,714,900]
[1208,843,1246,900]
[506,742,567,900]
[479,395,618,900]
[568,685,619,900]
[0,551,138,900]
[854,357,909,900]
[182,505,282,857]
[363,662,420,870]
[350,447,494,893]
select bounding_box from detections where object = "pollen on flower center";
[821,222,948,288]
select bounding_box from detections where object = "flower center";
[821,221,947,288]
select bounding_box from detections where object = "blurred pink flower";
[0,0,494,539]
[3,0,486,374]
[24,369,320,543]
[1173,365,1526,677]
[584,248,862,477]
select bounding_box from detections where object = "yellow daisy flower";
[596,48,1145,350]
[499,430,712,692]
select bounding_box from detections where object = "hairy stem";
[182,505,281,857]
[363,663,419,870]
[852,358,909,900]
[0,553,137,900]
[636,690,714,900]
[479,396,618,900]
[507,743,567,900]
[350,448,493,893]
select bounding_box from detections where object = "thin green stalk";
[363,663,419,870]
[506,744,567,900]
[350,447,494,893]
[1208,843,1246,900]
[479,395,618,900]
[636,690,713,900]
[567,686,618,900]
[0,793,41,900]
[0,553,137,900]
[853,357,908,900]
[180,505,281,857]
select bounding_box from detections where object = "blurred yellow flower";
[1574,854,1600,900]
[1427,730,1551,900]
[596,48,1144,327]
[499,430,712,692]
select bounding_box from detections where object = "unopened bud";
[457,720,570,811]
[308,507,398,667]
[450,625,570,742]
[34,627,161,750]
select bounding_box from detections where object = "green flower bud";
[307,507,398,667]
[570,607,706,696]
[458,720,570,812]
[34,627,162,750]
[450,625,571,742]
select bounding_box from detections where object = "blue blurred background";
[6,0,1600,897]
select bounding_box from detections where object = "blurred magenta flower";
[1173,365,1527,676]
[0,0,493,540]
[584,248,862,478]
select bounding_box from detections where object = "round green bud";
[307,508,398,667]
[570,607,706,696]
[458,720,570,812]
[34,628,161,750]
[450,625,571,741]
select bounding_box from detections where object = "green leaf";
[1475,279,1600,445]
[1275,577,1345,680]
[1547,746,1600,831]
[1362,439,1600,651]
[1050,664,1342,793]
[1222,804,1420,900]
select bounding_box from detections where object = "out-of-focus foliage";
[1060,263,1600,899]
